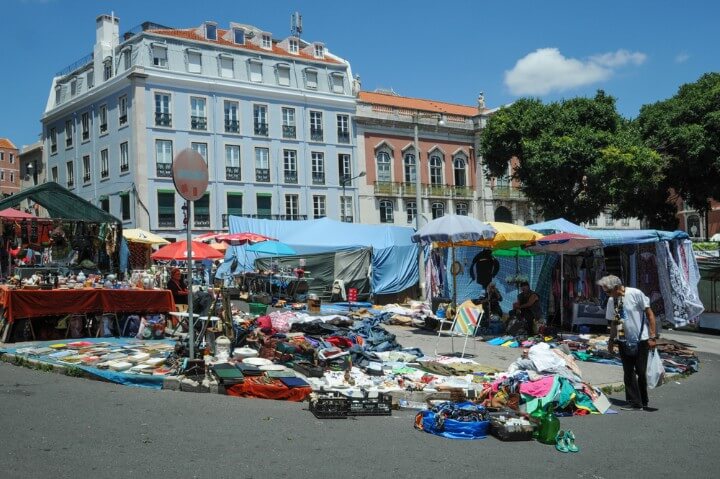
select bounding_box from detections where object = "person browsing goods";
[598,275,658,412]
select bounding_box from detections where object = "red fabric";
[225,377,312,402]
[0,286,176,323]
[325,336,354,349]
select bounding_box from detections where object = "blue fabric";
[585,229,689,246]
[0,337,173,389]
[221,216,419,294]
[119,238,129,273]
[528,218,592,235]
[416,402,490,440]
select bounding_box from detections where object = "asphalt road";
[1,347,719,479]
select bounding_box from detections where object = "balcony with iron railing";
[373,181,401,195]
[156,163,172,177]
[337,130,350,143]
[155,112,172,127]
[401,182,417,196]
[225,166,241,181]
[83,173,91,183]
[191,116,207,130]
[254,122,268,136]
[341,215,354,223]
[312,172,325,185]
[101,169,109,178]
[424,184,451,197]
[451,185,473,198]
[225,119,239,133]
[66,138,73,148]
[255,168,270,182]
[194,216,211,228]
[158,216,175,228]
[67,178,74,188]
[492,185,525,200]
[82,130,90,141]
[120,162,129,173]
[310,127,323,141]
[119,114,127,125]
[282,125,296,139]
[284,170,298,184]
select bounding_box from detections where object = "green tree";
[480,91,666,225]
[637,73,720,222]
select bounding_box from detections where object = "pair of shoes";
[620,404,643,411]
[564,430,580,452]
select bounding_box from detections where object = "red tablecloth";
[0,286,176,323]
[225,377,312,402]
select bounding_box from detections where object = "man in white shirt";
[598,275,658,411]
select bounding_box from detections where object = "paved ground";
[1,328,719,478]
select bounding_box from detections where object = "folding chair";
[434,300,483,358]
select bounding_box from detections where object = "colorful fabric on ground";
[226,376,312,401]
[519,375,556,397]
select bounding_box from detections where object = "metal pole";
[186,199,195,358]
[414,120,425,300]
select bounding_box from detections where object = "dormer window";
[314,44,324,59]
[70,78,77,96]
[261,34,272,49]
[233,28,244,45]
[103,57,112,81]
[289,38,299,54]
[152,44,168,68]
[205,22,217,40]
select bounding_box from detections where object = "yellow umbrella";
[122,228,170,245]
[436,222,543,249]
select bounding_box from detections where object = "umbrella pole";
[452,246,457,308]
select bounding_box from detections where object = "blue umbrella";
[412,214,496,246]
[246,240,297,256]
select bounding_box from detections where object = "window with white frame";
[289,38,299,54]
[406,201,417,223]
[337,114,350,143]
[103,58,112,81]
[305,68,318,89]
[255,147,270,182]
[283,149,297,183]
[51,166,58,182]
[314,44,324,58]
[50,127,57,154]
[249,60,263,82]
[282,107,296,138]
[224,100,239,133]
[205,23,217,40]
[66,161,74,187]
[100,149,109,178]
[122,48,131,70]
[233,28,244,45]
[404,153,416,183]
[154,93,171,127]
[253,104,268,136]
[379,200,394,223]
[99,104,108,134]
[429,154,443,186]
[152,44,168,68]
[455,202,468,216]
[313,195,326,219]
[120,192,131,221]
[9,154,13,164]
[330,73,345,94]
[225,144,241,180]
[495,161,511,188]
[309,111,323,141]
[65,120,73,148]
[187,50,202,74]
[219,55,233,78]
[277,64,291,86]
[81,112,90,140]
[285,194,299,219]
[431,202,445,219]
[311,152,325,185]
[377,151,391,183]
[119,95,128,126]
[261,34,272,49]
[155,139,173,177]
[338,154,351,184]
[120,141,129,172]
[453,156,467,186]
[158,191,175,227]
[340,196,353,222]
[190,97,207,130]
[191,142,208,164]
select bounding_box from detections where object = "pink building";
[0,138,20,197]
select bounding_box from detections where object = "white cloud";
[675,52,690,64]
[504,47,647,96]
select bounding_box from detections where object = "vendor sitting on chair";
[167,267,214,317]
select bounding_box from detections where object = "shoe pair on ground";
[555,430,579,453]
[620,404,658,412]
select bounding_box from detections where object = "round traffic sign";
[172,148,209,201]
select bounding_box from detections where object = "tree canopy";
[479,91,666,225]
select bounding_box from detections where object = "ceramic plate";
[242,357,273,366]
[258,364,287,371]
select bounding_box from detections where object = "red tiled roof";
[149,28,342,65]
[0,139,17,149]
[358,91,481,117]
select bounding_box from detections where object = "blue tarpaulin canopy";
[218,216,418,295]
[527,218,592,236]
[528,218,689,246]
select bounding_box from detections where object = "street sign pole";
[186,199,195,359]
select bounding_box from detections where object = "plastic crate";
[309,393,349,419]
[248,302,268,316]
[488,411,535,441]
[346,392,392,416]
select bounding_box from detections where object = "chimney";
[94,14,120,84]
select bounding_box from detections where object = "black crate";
[346,392,392,416]
[309,393,349,419]
[489,414,535,441]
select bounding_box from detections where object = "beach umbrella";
[123,228,170,245]
[0,207,36,220]
[216,232,276,245]
[151,240,224,261]
[527,233,603,328]
[194,232,221,242]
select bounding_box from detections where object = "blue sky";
[2,0,718,148]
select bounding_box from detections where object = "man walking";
[598,275,658,411]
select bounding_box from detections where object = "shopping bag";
[646,349,665,389]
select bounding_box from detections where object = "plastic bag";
[646,349,665,389]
